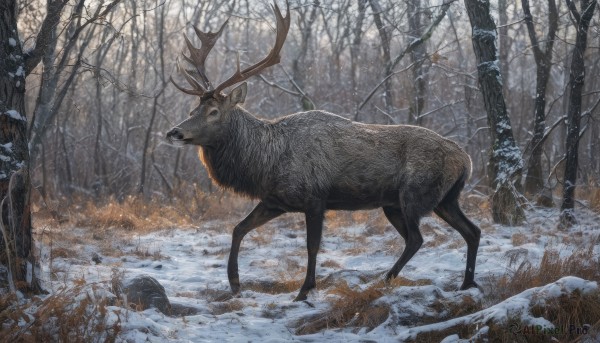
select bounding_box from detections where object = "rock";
[91,252,102,264]
[121,275,171,314]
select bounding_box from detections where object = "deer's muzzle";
[166,128,185,142]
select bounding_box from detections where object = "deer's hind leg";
[382,206,423,280]
[434,200,480,290]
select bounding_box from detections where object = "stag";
[166,2,480,301]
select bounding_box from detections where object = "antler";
[213,2,290,95]
[170,19,228,96]
[171,1,290,97]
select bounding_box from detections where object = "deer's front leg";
[228,202,284,295]
[295,204,325,301]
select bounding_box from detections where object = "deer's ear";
[226,82,247,108]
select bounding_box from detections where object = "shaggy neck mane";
[199,107,281,198]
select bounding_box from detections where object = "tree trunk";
[0,0,42,293]
[368,0,393,116]
[407,0,430,125]
[351,0,367,120]
[560,0,596,227]
[497,0,510,92]
[521,0,558,202]
[464,0,525,225]
[291,0,318,111]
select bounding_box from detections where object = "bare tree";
[350,0,367,119]
[521,0,558,202]
[291,0,319,110]
[0,0,69,293]
[464,0,525,225]
[560,0,597,226]
[368,0,393,115]
[407,0,431,125]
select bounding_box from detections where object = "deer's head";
[166,2,290,147]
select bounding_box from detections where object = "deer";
[166,2,481,301]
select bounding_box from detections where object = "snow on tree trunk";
[560,0,597,227]
[0,0,41,293]
[464,0,525,225]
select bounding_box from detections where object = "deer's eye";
[208,110,218,117]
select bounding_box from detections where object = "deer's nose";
[166,128,185,141]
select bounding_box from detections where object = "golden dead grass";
[210,299,247,315]
[416,245,600,342]
[243,278,304,295]
[486,245,600,305]
[576,183,600,211]
[321,259,342,269]
[325,210,389,236]
[440,289,600,343]
[0,283,122,342]
[511,232,540,246]
[72,196,192,233]
[294,242,600,338]
[33,191,255,235]
[295,277,432,335]
[294,280,388,335]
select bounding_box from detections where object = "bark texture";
[0,0,39,293]
[464,0,525,225]
[560,0,596,226]
[521,0,558,200]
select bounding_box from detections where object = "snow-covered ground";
[36,205,600,342]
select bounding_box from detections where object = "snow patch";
[472,28,497,41]
[398,277,597,341]
[30,206,600,342]
[9,37,17,47]
[4,109,25,121]
[15,65,24,77]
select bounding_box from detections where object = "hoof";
[293,292,308,302]
[230,283,240,295]
[460,281,479,291]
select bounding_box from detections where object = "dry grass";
[576,183,600,211]
[244,276,304,295]
[33,191,255,235]
[485,245,600,305]
[511,232,539,246]
[210,299,247,315]
[295,277,432,335]
[0,283,122,342]
[248,227,273,247]
[413,287,600,342]
[461,193,490,215]
[478,289,600,343]
[324,210,389,235]
[321,259,342,269]
[415,246,600,342]
[50,246,78,259]
[72,196,191,232]
[295,280,389,335]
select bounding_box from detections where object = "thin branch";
[358,0,454,110]
[257,75,301,96]
[416,100,464,120]
[23,0,69,75]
